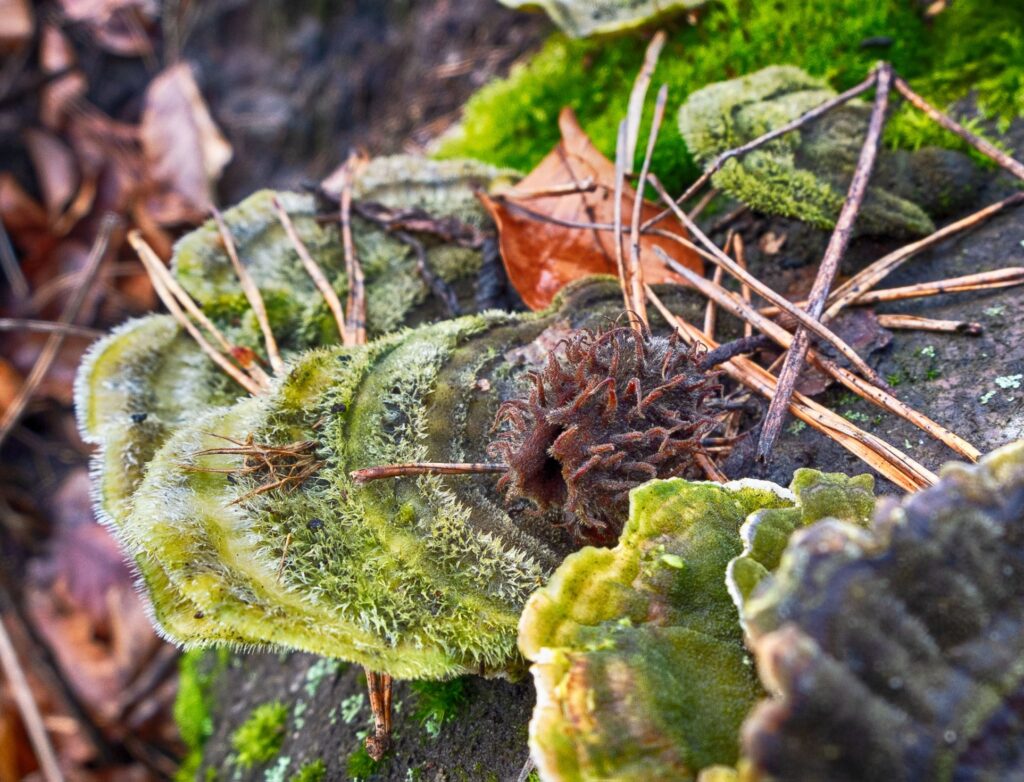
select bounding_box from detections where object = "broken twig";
[351,461,508,484]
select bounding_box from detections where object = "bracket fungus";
[741,439,1024,781]
[518,469,875,781]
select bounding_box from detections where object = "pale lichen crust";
[741,439,1024,781]
[678,65,935,237]
[499,0,706,38]
[519,469,877,781]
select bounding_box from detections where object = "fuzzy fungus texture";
[490,326,719,546]
[740,439,1024,782]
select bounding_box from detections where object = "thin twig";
[364,670,393,761]
[613,120,630,320]
[350,461,507,484]
[624,30,666,173]
[0,216,116,452]
[272,196,351,345]
[703,264,724,337]
[823,193,1024,319]
[0,216,29,300]
[339,152,368,346]
[130,232,264,396]
[642,71,878,232]
[646,286,935,491]
[759,63,893,462]
[395,230,459,318]
[0,318,102,338]
[695,451,727,482]
[0,615,64,782]
[626,83,668,327]
[212,208,285,374]
[760,267,1024,315]
[647,175,883,384]
[492,178,596,200]
[658,250,980,461]
[876,313,983,335]
[894,76,1024,182]
[732,234,753,338]
[687,187,719,220]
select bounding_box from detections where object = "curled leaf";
[742,440,1024,781]
[479,108,701,311]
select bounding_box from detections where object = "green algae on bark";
[519,469,877,781]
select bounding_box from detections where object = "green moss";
[409,678,470,737]
[438,0,1024,194]
[231,702,288,770]
[346,745,384,781]
[290,760,326,782]
[173,649,228,782]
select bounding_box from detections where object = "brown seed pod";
[489,325,720,546]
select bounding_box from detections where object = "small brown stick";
[759,267,1024,315]
[732,234,754,338]
[0,216,115,453]
[647,175,883,385]
[273,196,351,345]
[276,532,293,582]
[395,230,459,318]
[695,451,727,482]
[759,63,893,462]
[0,318,102,338]
[687,187,719,220]
[364,669,393,761]
[894,76,1024,182]
[708,204,750,234]
[876,313,983,335]
[642,71,878,232]
[703,264,724,337]
[624,30,667,173]
[492,178,596,200]
[823,193,1024,319]
[338,152,368,346]
[659,251,980,461]
[350,461,508,484]
[212,208,285,374]
[627,83,669,326]
[647,286,935,491]
[613,120,632,321]
[0,217,29,299]
[0,615,64,782]
[131,232,265,396]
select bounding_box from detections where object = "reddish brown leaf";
[478,108,701,311]
[140,63,232,224]
[0,0,33,52]
[39,24,87,130]
[23,129,80,219]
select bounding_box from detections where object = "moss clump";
[437,0,1024,194]
[290,760,326,782]
[173,649,228,782]
[409,678,470,737]
[231,702,288,770]
[346,745,384,781]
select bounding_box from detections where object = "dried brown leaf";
[479,108,701,310]
[23,129,80,219]
[140,63,232,224]
[0,0,33,51]
[39,24,87,129]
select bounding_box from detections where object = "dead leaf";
[0,0,33,52]
[140,63,232,224]
[59,0,156,56]
[39,24,88,130]
[0,358,23,415]
[478,108,701,311]
[24,129,80,219]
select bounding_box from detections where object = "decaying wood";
[876,313,983,335]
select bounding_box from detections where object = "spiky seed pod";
[489,325,721,546]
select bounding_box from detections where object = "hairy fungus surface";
[742,440,1024,781]
[519,469,878,781]
[490,326,719,546]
